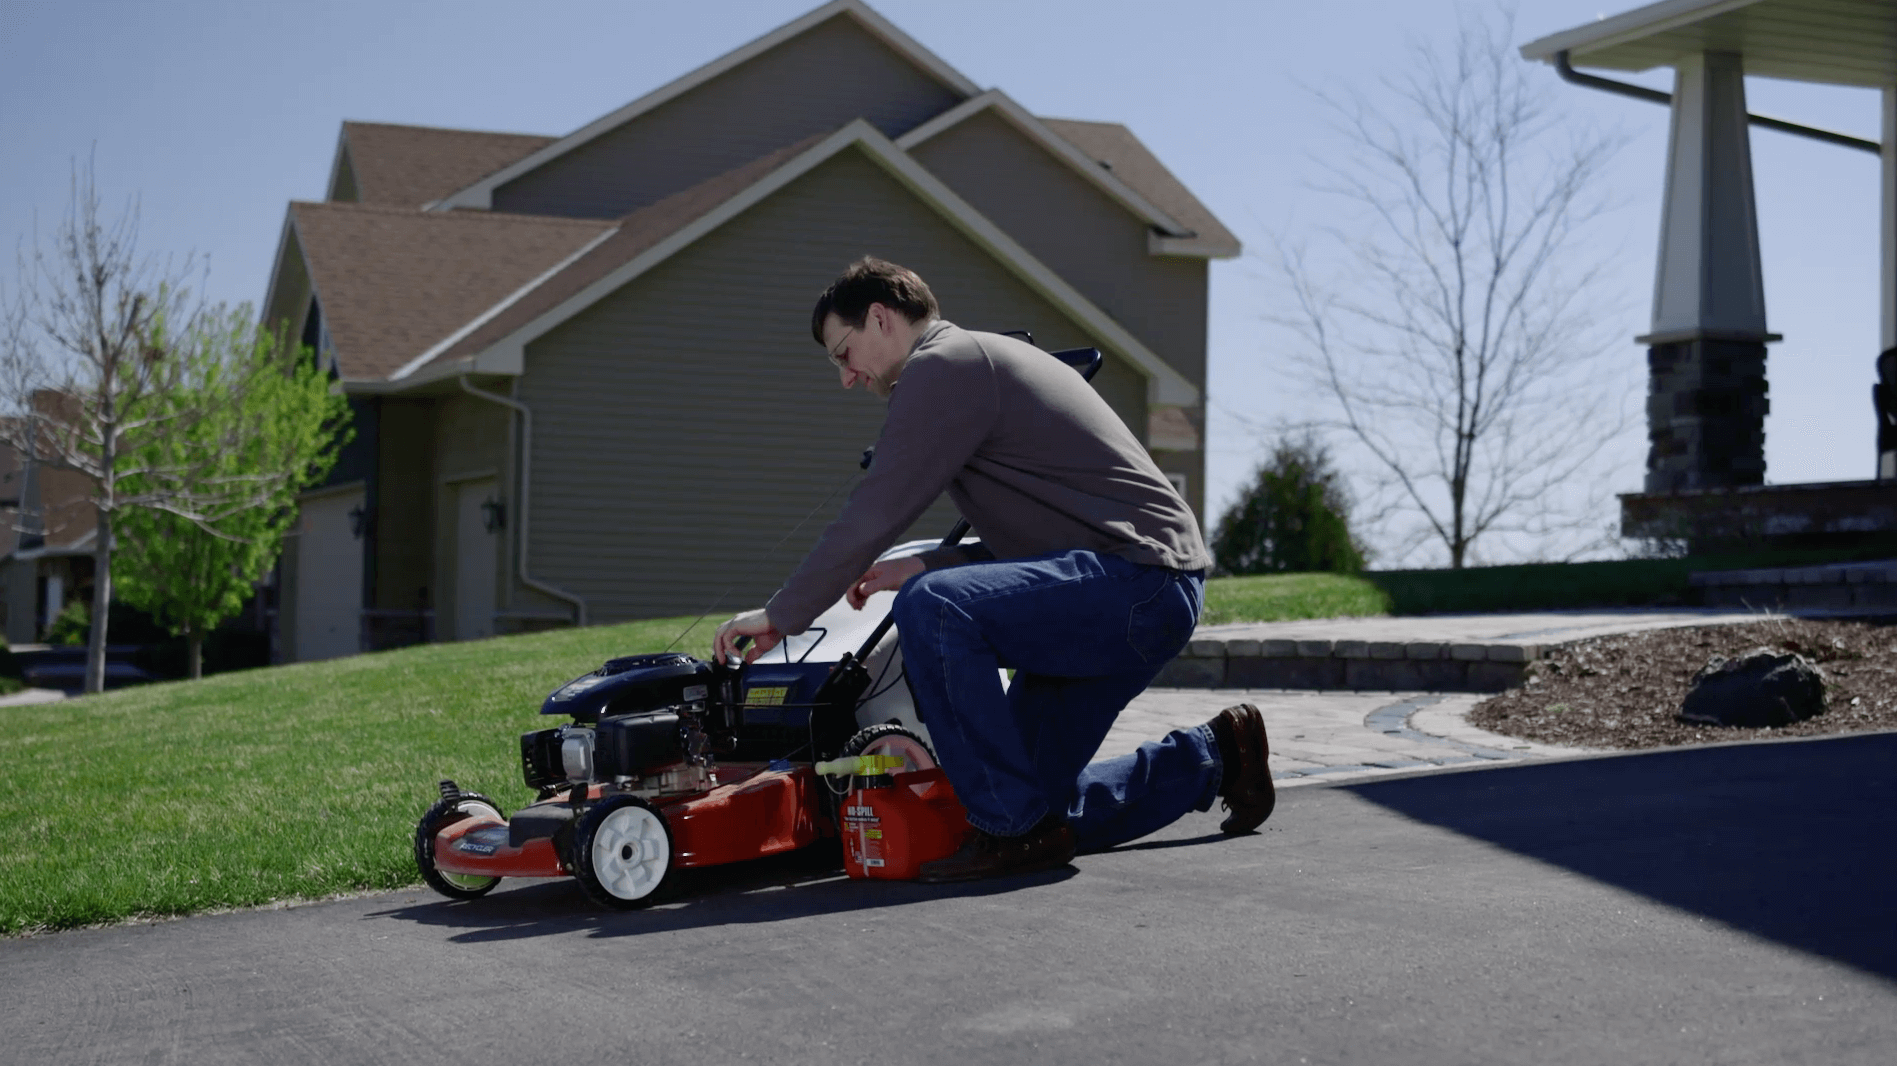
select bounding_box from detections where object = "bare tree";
[0,162,307,692]
[1273,7,1632,569]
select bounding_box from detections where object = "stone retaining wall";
[1692,562,1897,612]
[1154,637,1541,693]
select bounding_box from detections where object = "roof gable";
[1039,118,1242,259]
[331,122,556,207]
[429,0,978,215]
[289,203,613,380]
[898,91,1239,259]
[421,136,826,374]
[389,120,1198,406]
[899,92,1185,234]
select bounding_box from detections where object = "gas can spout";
[814,754,907,778]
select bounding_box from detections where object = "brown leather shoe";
[1211,704,1276,834]
[915,814,1077,883]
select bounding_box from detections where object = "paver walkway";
[1104,687,1594,787]
[1102,607,1781,782]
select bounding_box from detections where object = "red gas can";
[836,765,968,880]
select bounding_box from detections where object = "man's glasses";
[826,325,857,370]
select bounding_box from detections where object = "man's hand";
[713,608,782,665]
[846,555,926,609]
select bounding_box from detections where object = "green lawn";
[1200,572,1390,625]
[0,617,718,935]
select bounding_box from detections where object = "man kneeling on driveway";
[714,257,1274,882]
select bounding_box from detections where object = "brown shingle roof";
[341,122,556,208]
[1040,118,1239,254]
[291,202,613,380]
[424,132,830,369]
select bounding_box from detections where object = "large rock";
[1677,647,1827,728]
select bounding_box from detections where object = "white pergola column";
[1641,51,1774,493]
[1652,52,1768,337]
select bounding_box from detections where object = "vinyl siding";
[515,149,1154,622]
[433,392,507,483]
[492,17,963,221]
[908,109,1209,385]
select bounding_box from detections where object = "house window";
[1166,471,1189,498]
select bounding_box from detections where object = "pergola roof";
[1520,0,1897,87]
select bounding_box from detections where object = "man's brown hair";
[810,257,939,345]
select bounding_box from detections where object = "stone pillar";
[1879,85,1896,480]
[1641,52,1777,493]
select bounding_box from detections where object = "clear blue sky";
[1,0,1884,564]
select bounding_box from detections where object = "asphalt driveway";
[2,731,1892,1065]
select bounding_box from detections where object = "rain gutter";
[1554,50,1880,155]
[457,376,588,627]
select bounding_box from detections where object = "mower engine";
[518,652,737,801]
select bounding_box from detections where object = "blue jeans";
[891,549,1220,852]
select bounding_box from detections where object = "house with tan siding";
[262,0,1238,661]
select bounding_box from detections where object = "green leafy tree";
[112,304,349,678]
[1212,434,1365,576]
[0,163,346,691]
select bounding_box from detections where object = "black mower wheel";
[568,795,676,910]
[840,724,937,771]
[414,793,505,901]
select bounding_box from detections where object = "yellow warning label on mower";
[745,686,789,706]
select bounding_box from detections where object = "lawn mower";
[414,343,1103,909]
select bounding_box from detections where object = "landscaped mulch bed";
[1468,618,1897,750]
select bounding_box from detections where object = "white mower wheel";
[414,794,505,901]
[570,795,675,910]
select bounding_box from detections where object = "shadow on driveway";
[1343,731,1897,981]
[368,843,1081,943]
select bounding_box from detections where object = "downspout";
[1554,50,1881,156]
[457,376,588,626]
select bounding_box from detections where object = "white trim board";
[258,209,303,331]
[278,212,340,376]
[425,0,979,213]
[324,126,354,202]
[387,225,619,381]
[897,90,1190,239]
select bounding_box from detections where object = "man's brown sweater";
[765,320,1211,635]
